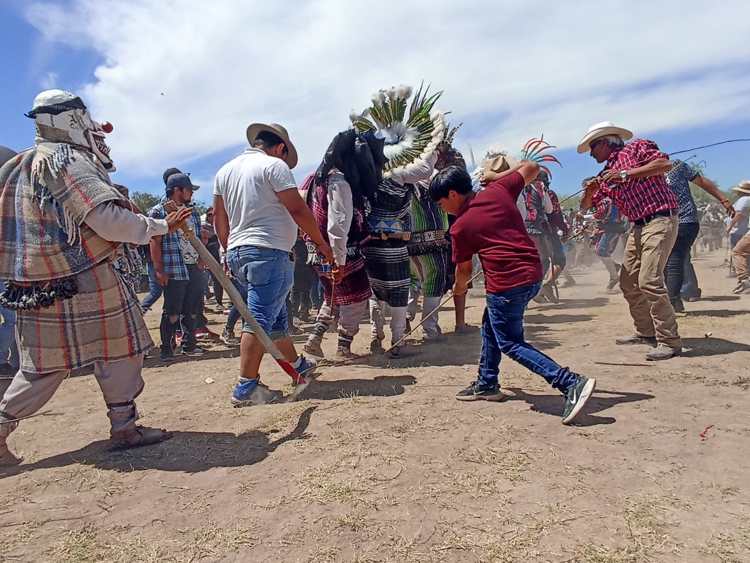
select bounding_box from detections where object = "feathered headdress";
[350,83,445,179]
[436,120,467,171]
[520,135,561,179]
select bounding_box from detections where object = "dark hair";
[429,165,473,201]
[163,167,182,185]
[253,131,285,150]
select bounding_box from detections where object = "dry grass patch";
[333,511,370,533]
[47,523,105,563]
[452,446,531,483]
[179,521,258,560]
[299,466,375,508]
[569,495,683,562]
[700,525,750,563]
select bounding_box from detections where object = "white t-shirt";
[733,195,750,233]
[734,195,750,215]
[213,148,298,252]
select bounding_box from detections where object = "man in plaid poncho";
[0,90,191,466]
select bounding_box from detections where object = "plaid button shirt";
[148,202,202,281]
[599,139,678,222]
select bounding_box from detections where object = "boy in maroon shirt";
[429,161,595,424]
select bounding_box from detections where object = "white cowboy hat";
[246,122,298,169]
[577,121,634,154]
[732,180,750,195]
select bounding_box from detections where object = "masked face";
[33,106,116,171]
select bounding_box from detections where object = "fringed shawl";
[0,143,122,282]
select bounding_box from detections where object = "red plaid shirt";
[598,139,677,222]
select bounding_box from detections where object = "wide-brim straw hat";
[246,122,298,169]
[577,121,634,154]
[732,180,750,195]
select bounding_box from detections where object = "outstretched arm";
[693,175,735,217]
[84,201,190,245]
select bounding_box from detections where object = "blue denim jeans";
[479,282,578,392]
[227,245,294,339]
[0,282,19,370]
[141,261,163,311]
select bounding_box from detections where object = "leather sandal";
[109,426,173,450]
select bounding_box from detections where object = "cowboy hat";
[732,180,750,195]
[577,121,633,154]
[246,122,298,169]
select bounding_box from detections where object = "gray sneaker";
[562,376,596,425]
[615,334,657,346]
[646,344,682,361]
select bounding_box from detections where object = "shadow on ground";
[503,387,654,427]
[682,337,750,357]
[686,309,750,318]
[525,313,595,325]
[697,295,741,303]
[1,407,318,477]
[533,297,610,311]
[299,375,416,401]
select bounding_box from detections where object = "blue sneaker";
[231,378,282,407]
[293,355,318,381]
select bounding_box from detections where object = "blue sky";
[3,0,750,205]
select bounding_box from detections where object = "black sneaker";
[456,380,505,402]
[159,350,175,362]
[182,346,206,357]
[561,376,596,425]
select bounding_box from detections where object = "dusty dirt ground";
[1,247,749,562]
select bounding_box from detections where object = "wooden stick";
[175,218,309,386]
[384,269,484,354]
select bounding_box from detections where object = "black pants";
[665,222,700,306]
[160,264,204,353]
[207,246,223,306]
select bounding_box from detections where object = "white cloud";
[25,0,750,174]
[39,71,59,89]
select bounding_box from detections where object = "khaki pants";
[733,231,750,282]
[620,215,681,349]
[0,354,145,440]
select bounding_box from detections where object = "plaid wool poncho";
[0,143,153,373]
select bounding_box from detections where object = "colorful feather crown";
[520,135,561,178]
[350,83,445,178]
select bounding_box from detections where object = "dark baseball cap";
[162,167,182,185]
[166,172,199,192]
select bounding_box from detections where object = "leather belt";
[634,210,674,227]
[409,229,446,244]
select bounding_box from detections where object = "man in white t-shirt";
[213,123,333,406]
[728,181,750,293]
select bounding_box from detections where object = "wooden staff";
[169,205,311,391]
[384,269,484,354]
